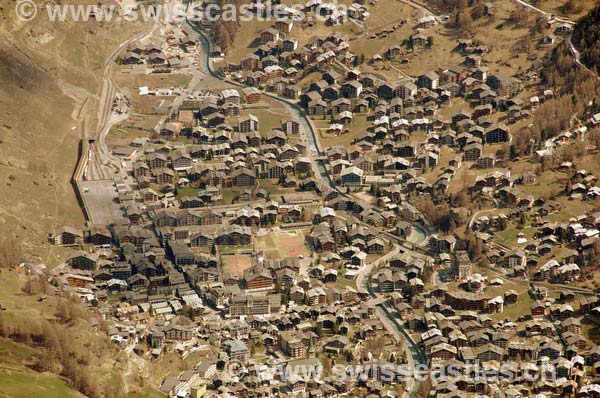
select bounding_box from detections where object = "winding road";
[88,14,432,396]
[183,19,430,397]
[95,23,159,180]
[510,0,598,79]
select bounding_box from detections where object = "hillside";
[0,3,153,396]
[0,2,146,263]
[572,5,600,74]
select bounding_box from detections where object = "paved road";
[94,23,158,181]
[185,20,431,397]
[354,242,428,397]
[397,0,439,19]
[510,0,598,79]
[512,0,574,25]
[356,244,401,295]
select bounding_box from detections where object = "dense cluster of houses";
[120,31,198,70]
[41,6,600,398]
[215,20,539,194]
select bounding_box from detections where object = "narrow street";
[184,20,431,397]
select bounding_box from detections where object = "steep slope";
[572,5,600,74]
[0,3,153,396]
[0,2,146,263]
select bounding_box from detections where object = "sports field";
[222,253,253,277]
[254,230,309,259]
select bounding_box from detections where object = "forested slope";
[572,5,600,74]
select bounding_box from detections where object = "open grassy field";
[493,225,537,248]
[461,267,534,322]
[254,230,309,259]
[315,113,371,149]
[113,71,193,90]
[234,101,290,134]
[128,387,165,398]
[521,0,598,20]
[257,179,292,195]
[221,0,359,65]
[106,124,155,148]
[0,338,38,370]
[356,0,561,81]
[334,268,357,290]
[421,146,459,184]
[220,187,257,204]
[175,187,202,200]
[219,245,253,254]
[0,370,79,398]
[0,267,135,397]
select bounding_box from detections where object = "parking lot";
[79,180,124,225]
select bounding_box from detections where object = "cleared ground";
[222,253,253,277]
[254,230,309,259]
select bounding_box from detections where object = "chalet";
[88,227,112,246]
[206,113,226,128]
[486,73,522,97]
[367,239,385,254]
[160,122,183,138]
[417,71,439,90]
[147,52,166,65]
[341,80,363,98]
[155,168,175,185]
[340,166,364,186]
[65,273,94,288]
[417,15,437,28]
[281,119,300,135]
[411,33,429,47]
[222,89,240,105]
[275,18,293,33]
[282,38,298,52]
[239,114,259,133]
[261,28,280,44]
[429,234,456,253]
[133,162,151,178]
[396,81,418,99]
[308,99,327,116]
[431,343,458,360]
[239,270,274,297]
[331,98,352,114]
[477,154,496,169]
[505,249,526,268]
[242,87,262,104]
[485,124,510,144]
[121,52,141,64]
[216,225,251,246]
[231,168,257,187]
[170,151,192,170]
[51,226,83,246]
[283,85,301,99]
[68,251,99,271]
[241,54,260,70]
[463,143,482,162]
[554,23,572,36]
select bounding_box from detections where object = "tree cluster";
[572,5,600,74]
[0,238,22,270]
[414,199,453,232]
[0,297,122,398]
